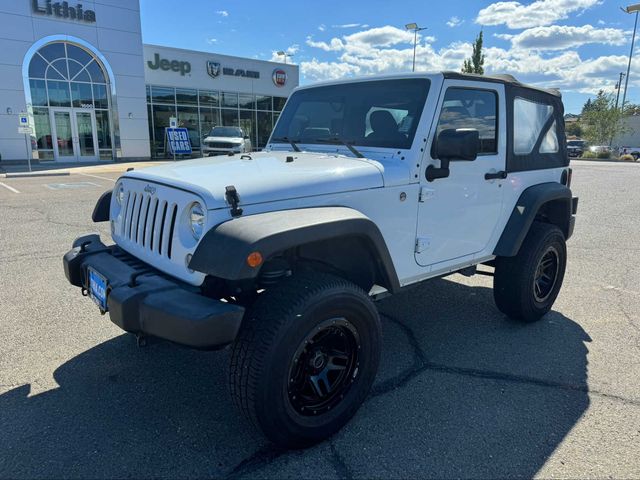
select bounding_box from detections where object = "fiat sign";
[272,68,287,87]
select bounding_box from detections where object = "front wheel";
[229,272,381,448]
[493,222,567,322]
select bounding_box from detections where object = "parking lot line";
[78,172,116,183]
[0,181,20,193]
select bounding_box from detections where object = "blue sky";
[140,0,639,114]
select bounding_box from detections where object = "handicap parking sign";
[19,114,28,126]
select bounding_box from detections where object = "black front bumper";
[63,234,244,349]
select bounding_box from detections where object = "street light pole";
[621,4,640,112]
[615,72,626,111]
[405,23,427,72]
[276,51,293,64]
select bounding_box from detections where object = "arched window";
[28,41,112,160]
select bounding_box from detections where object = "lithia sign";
[32,0,97,22]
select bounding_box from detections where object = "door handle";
[485,170,507,180]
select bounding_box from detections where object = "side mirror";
[244,135,250,140]
[426,129,480,182]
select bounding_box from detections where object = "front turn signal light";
[246,251,263,268]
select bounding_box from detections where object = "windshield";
[271,79,430,149]
[208,126,243,137]
[567,140,585,147]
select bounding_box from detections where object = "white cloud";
[206,38,218,44]
[446,16,464,28]
[306,36,345,51]
[300,22,634,96]
[318,24,326,32]
[508,25,627,50]
[332,23,368,29]
[215,10,229,17]
[476,0,599,29]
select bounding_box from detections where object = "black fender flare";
[493,182,574,257]
[189,207,401,293]
[92,189,112,222]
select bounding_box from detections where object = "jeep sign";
[147,53,191,76]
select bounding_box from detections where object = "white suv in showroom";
[202,126,252,156]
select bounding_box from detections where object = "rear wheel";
[493,222,567,322]
[229,272,381,448]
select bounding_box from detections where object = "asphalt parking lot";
[1,160,639,479]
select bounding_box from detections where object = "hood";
[124,151,384,209]
[203,135,244,143]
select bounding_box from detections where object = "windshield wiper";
[314,137,364,158]
[270,136,301,152]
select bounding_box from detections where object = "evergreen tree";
[462,31,485,75]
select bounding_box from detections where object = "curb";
[3,171,71,178]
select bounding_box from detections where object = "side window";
[513,98,557,155]
[436,87,498,154]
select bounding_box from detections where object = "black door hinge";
[225,185,243,217]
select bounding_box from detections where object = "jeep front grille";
[121,192,179,259]
[111,178,210,286]
[207,141,233,149]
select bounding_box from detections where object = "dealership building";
[0,1,299,164]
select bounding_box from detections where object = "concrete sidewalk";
[0,160,170,178]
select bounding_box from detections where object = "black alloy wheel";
[288,318,360,416]
[533,246,560,303]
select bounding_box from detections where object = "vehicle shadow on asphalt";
[0,278,591,479]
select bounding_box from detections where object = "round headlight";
[115,183,125,206]
[189,202,206,240]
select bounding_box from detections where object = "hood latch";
[225,185,243,217]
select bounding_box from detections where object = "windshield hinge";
[419,187,435,203]
[225,185,243,217]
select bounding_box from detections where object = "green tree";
[462,31,485,75]
[581,91,628,145]
[565,122,583,138]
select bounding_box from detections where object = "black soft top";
[442,71,561,98]
[442,71,567,172]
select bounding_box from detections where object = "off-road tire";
[493,221,567,322]
[229,271,381,448]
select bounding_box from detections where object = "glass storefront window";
[177,106,201,149]
[93,84,108,109]
[256,95,272,111]
[38,42,66,63]
[47,80,71,107]
[71,82,93,108]
[176,88,198,105]
[152,104,175,154]
[86,60,106,83]
[199,90,219,107]
[146,85,151,104]
[29,54,48,79]
[66,44,94,66]
[33,108,52,149]
[240,110,256,147]
[221,92,238,108]
[28,41,114,161]
[200,108,220,137]
[30,79,48,106]
[151,86,175,104]
[239,94,255,109]
[95,110,112,149]
[222,108,239,127]
[273,97,287,111]
[257,110,273,149]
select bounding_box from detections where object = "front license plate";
[88,268,108,312]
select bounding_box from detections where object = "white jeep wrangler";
[64,72,578,448]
